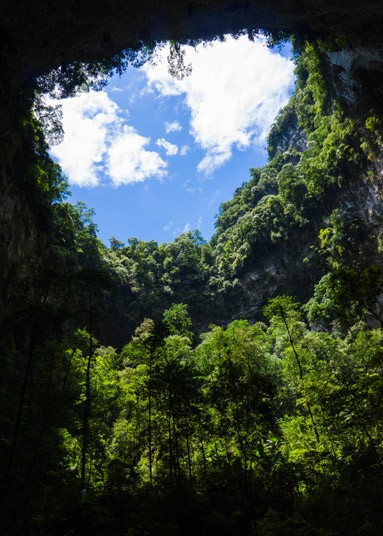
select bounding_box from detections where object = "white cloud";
[184,184,203,194]
[156,137,179,156]
[165,120,182,133]
[49,91,119,186]
[180,145,190,156]
[198,150,231,175]
[143,35,295,175]
[110,86,124,93]
[47,90,167,187]
[182,222,191,233]
[108,126,167,185]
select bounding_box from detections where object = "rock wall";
[325,46,383,104]
[231,172,383,323]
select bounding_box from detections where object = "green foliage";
[103,230,213,338]
[162,303,193,338]
[25,302,382,535]
[167,41,192,80]
[306,209,383,329]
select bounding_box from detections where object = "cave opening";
[43,35,295,244]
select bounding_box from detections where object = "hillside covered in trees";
[2,4,383,534]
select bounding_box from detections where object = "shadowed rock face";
[1,0,383,87]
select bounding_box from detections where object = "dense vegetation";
[2,39,383,535]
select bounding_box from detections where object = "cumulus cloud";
[143,35,295,175]
[108,127,167,185]
[49,91,118,186]
[165,120,182,133]
[156,137,179,156]
[48,90,166,187]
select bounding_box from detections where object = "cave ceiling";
[1,0,383,87]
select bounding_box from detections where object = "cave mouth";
[44,35,295,245]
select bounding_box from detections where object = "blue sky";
[48,36,295,245]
